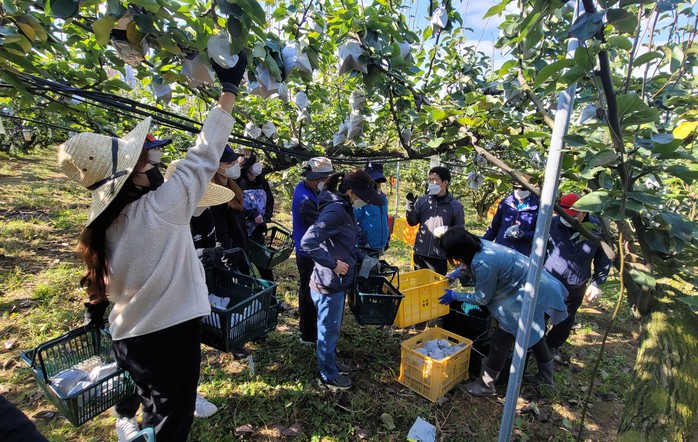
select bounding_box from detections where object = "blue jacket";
[301,191,365,294]
[544,216,612,289]
[354,191,389,250]
[292,181,320,257]
[406,192,465,259]
[457,240,568,347]
[483,194,539,256]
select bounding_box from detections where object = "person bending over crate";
[437,228,568,396]
[57,53,246,442]
[301,170,385,390]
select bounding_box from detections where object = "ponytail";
[325,172,344,193]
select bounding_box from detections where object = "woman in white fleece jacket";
[58,55,246,442]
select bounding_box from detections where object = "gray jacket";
[406,192,465,259]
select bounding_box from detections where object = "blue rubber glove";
[438,289,458,305]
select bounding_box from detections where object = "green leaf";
[156,35,182,55]
[484,0,508,18]
[568,11,605,41]
[2,0,17,14]
[429,108,447,121]
[236,0,266,25]
[619,0,654,5]
[666,165,698,184]
[92,16,114,46]
[427,137,445,148]
[627,191,663,207]
[607,35,632,51]
[645,229,672,254]
[564,134,588,147]
[133,13,158,34]
[677,297,698,310]
[673,121,698,139]
[573,190,612,212]
[632,51,664,68]
[587,150,619,168]
[532,59,575,89]
[659,211,695,243]
[45,0,79,19]
[129,0,160,12]
[629,267,656,289]
[106,0,126,17]
[617,93,658,127]
[606,9,638,34]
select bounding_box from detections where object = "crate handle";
[32,325,99,381]
[221,247,261,279]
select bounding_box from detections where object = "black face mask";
[144,167,164,190]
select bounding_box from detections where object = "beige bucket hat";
[164,159,234,207]
[58,117,151,226]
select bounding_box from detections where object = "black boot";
[523,358,555,386]
[465,358,499,396]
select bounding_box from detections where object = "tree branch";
[517,69,554,130]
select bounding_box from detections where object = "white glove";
[585,284,602,302]
[504,225,522,239]
[433,226,449,238]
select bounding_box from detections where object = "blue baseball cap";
[143,133,172,149]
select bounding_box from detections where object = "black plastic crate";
[202,268,278,352]
[20,326,136,426]
[370,260,399,285]
[263,297,281,335]
[442,301,494,341]
[349,275,404,325]
[249,223,293,270]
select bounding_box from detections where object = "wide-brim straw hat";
[164,159,234,207]
[58,117,152,226]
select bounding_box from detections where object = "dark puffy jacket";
[301,190,364,294]
[406,192,465,259]
[483,194,539,256]
[292,180,320,257]
[354,191,390,250]
[544,216,612,289]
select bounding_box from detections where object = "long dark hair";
[77,149,149,304]
[325,172,347,193]
[439,228,483,266]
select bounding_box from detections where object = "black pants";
[0,396,48,442]
[486,328,552,372]
[296,254,317,342]
[413,254,448,275]
[546,284,587,349]
[113,319,201,442]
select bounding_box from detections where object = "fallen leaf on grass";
[0,384,10,395]
[33,410,55,419]
[235,424,255,437]
[436,396,449,406]
[3,339,16,350]
[281,423,302,437]
[3,358,15,370]
[381,412,396,430]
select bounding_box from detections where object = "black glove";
[211,50,248,95]
[406,192,416,203]
[83,299,109,328]
[200,246,226,268]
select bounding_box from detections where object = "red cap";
[560,193,581,217]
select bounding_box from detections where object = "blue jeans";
[310,289,345,382]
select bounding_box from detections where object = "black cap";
[365,161,386,183]
[220,145,241,163]
[344,170,385,206]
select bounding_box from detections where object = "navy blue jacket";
[292,180,320,257]
[483,193,539,256]
[544,216,612,289]
[301,190,365,294]
[406,192,465,260]
[354,191,390,250]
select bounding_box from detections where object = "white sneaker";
[194,393,218,418]
[115,417,140,442]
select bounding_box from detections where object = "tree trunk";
[617,281,698,441]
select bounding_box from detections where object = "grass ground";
[0,148,646,441]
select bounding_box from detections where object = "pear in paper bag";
[281,43,313,78]
[208,32,240,69]
[431,7,448,33]
[338,40,368,75]
[349,90,366,110]
[294,91,309,109]
[244,122,262,139]
[261,122,277,139]
[182,55,216,88]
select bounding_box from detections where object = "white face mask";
[192,207,207,217]
[514,189,530,201]
[559,217,572,227]
[317,181,326,191]
[251,163,263,176]
[428,183,442,195]
[223,163,241,180]
[352,197,367,209]
[148,149,163,165]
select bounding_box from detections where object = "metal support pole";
[394,160,401,216]
[498,3,580,440]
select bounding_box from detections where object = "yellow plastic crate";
[393,269,449,328]
[398,327,472,402]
